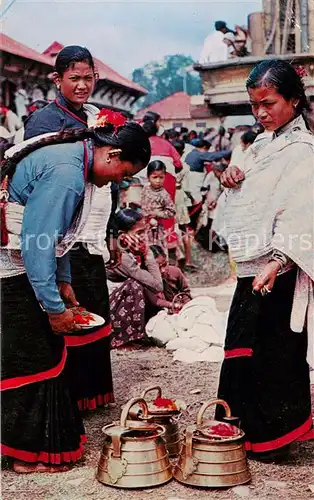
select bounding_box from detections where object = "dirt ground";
[2,348,314,500]
[2,247,314,500]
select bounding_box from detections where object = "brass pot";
[174,399,251,488]
[139,386,182,457]
[96,397,172,489]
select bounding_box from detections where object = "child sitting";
[141,160,176,250]
[146,245,192,315]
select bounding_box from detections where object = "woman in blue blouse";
[24,45,119,411]
[1,121,150,473]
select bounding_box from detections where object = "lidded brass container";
[137,386,183,457]
[96,397,172,488]
[174,399,251,488]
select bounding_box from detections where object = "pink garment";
[149,136,182,170]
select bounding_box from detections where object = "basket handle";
[171,292,188,314]
[140,385,162,400]
[120,397,149,427]
[196,399,231,425]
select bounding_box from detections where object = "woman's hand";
[58,282,79,308]
[220,165,245,188]
[123,233,148,256]
[48,309,81,334]
[252,261,281,295]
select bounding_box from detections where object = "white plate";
[76,312,105,330]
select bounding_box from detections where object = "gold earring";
[106,157,111,163]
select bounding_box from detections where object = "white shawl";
[221,116,314,365]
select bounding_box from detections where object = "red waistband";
[65,323,111,347]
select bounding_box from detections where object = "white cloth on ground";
[146,296,227,362]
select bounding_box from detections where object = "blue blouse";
[9,141,93,314]
[185,149,232,173]
[24,93,88,139]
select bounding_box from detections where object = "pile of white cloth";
[145,296,228,363]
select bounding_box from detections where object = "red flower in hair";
[295,65,307,78]
[95,108,127,132]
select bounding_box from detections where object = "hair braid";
[1,127,95,181]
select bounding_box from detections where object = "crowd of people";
[0,44,313,475]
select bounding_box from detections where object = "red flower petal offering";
[72,307,95,326]
[203,422,240,438]
[95,108,127,132]
[153,397,177,411]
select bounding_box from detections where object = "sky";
[1,0,263,78]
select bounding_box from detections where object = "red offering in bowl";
[71,307,105,329]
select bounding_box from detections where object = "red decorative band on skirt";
[244,415,313,452]
[78,392,115,411]
[296,425,314,442]
[1,434,87,464]
[65,323,112,347]
[188,201,203,217]
[0,346,67,391]
[225,348,253,359]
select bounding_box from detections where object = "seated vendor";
[107,209,163,348]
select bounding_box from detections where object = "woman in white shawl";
[215,60,314,460]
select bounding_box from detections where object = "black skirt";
[1,274,85,464]
[216,269,313,452]
[64,244,114,410]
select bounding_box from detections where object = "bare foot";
[13,460,71,474]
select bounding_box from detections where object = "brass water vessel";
[96,397,172,488]
[174,399,251,488]
[138,386,183,457]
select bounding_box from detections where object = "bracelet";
[269,251,288,272]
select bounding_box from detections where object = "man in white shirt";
[199,21,235,64]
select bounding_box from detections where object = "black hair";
[114,208,143,232]
[241,130,258,145]
[215,20,227,31]
[142,111,160,123]
[142,120,158,137]
[150,244,166,258]
[0,138,11,159]
[147,160,166,177]
[1,121,151,181]
[251,122,265,135]
[167,129,180,140]
[55,45,95,76]
[218,126,226,136]
[196,139,210,150]
[172,139,185,156]
[246,59,309,117]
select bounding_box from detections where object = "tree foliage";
[132,54,202,110]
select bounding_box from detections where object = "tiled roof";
[1,33,54,67]
[136,92,192,120]
[43,41,147,95]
